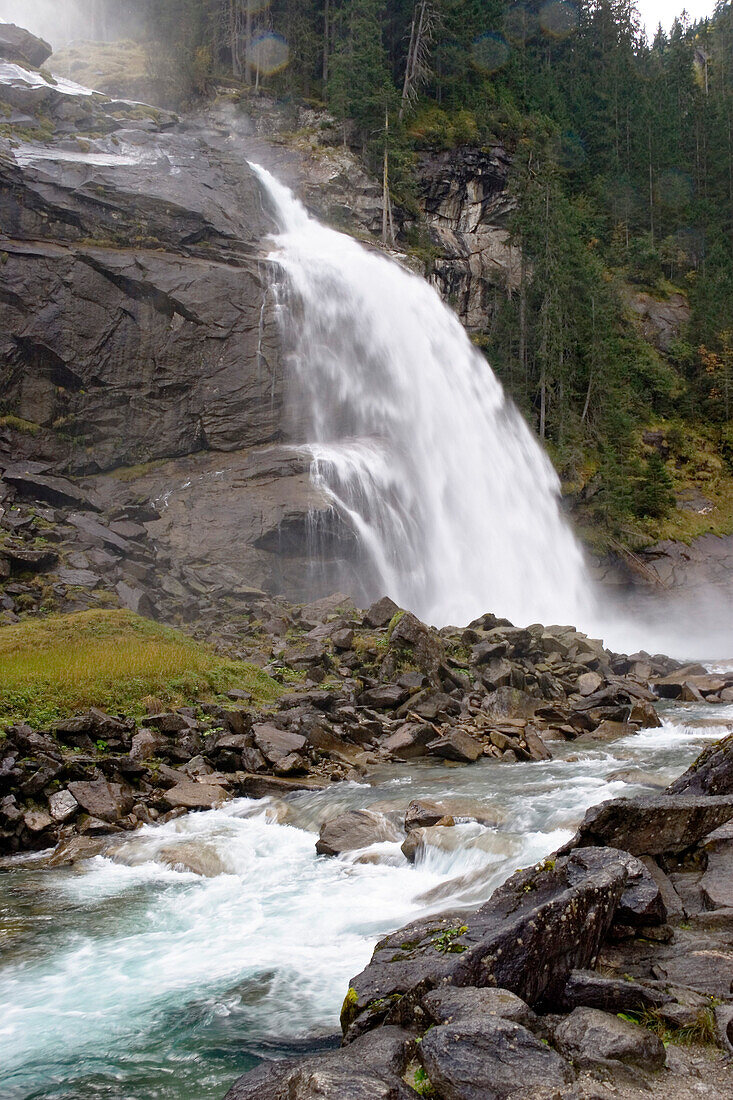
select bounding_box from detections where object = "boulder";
[578,671,603,696]
[48,789,79,823]
[483,687,537,719]
[67,780,134,823]
[667,732,733,797]
[387,612,443,679]
[0,23,52,67]
[404,799,449,832]
[567,794,733,856]
[615,855,667,926]
[363,596,401,628]
[358,684,409,709]
[421,986,537,1028]
[162,781,230,810]
[316,810,402,856]
[0,545,58,572]
[418,1017,575,1100]
[224,1025,414,1100]
[557,970,671,1014]
[381,723,435,760]
[426,729,483,763]
[700,835,733,910]
[23,809,53,833]
[555,1007,665,1070]
[252,723,307,765]
[1,466,101,511]
[343,847,631,1037]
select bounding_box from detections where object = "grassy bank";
[0,609,281,730]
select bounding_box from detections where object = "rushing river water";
[1,705,731,1100]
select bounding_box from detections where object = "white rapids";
[252,164,594,631]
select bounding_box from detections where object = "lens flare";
[504,4,539,46]
[471,33,510,74]
[539,1,579,39]
[248,33,290,78]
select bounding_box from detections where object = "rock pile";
[0,588,689,857]
[225,736,733,1099]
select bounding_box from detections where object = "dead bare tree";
[400,1,438,120]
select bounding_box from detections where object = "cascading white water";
[252,164,595,629]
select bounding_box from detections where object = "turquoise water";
[1,707,730,1100]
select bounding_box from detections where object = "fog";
[0,0,142,49]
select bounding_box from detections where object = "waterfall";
[252,163,594,629]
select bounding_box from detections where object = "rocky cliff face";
[0,27,350,610]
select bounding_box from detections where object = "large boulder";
[566,794,733,856]
[342,847,632,1038]
[557,970,671,1014]
[554,1006,665,1070]
[667,733,733,797]
[417,1017,575,1100]
[224,1026,415,1100]
[0,23,51,66]
[66,780,134,823]
[316,810,402,857]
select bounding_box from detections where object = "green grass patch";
[0,609,282,729]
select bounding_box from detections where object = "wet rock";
[421,986,537,1028]
[162,781,229,810]
[418,1016,575,1100]
[363,596,401,628]
[554,1006,665,1070]
[405,799,449,832]
[67,779,134,823]
[316,810,402,856]
[0,22,52,67]
[523,726,552,761]
[576,720,637,743]
[557,970,671,1014]
[426,729,483,763]
[343,848,631,1037]
[667,732,733,796]
[252,723,307,764]
[629,700,662,728]
[567,794,733,856]
[238,774,327,799]
[47,835,111,866]
[224,1025,414,1100]
[48,789,79,823]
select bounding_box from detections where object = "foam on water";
[0,716,723,1098]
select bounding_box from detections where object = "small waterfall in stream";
[253,163,594,629]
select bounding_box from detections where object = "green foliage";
[432,925,468,953]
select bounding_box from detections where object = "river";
[1,704,730,1099]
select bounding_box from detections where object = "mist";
[0,0,142,50]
